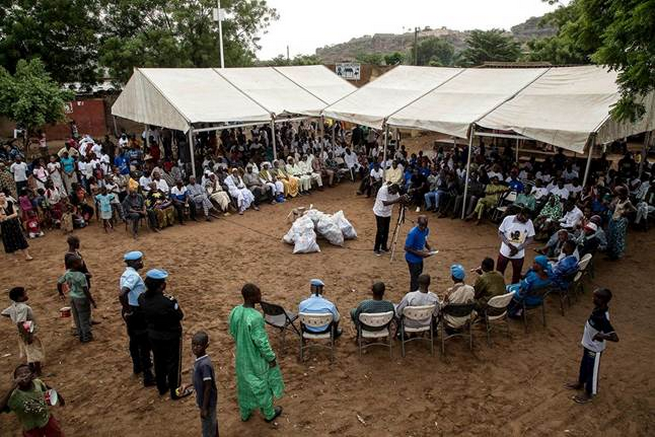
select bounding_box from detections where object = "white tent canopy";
[386,68,549,139]
[322,66,464,130]
[111,68,272,133]
[111,65,355,132]
[215,67,328,118]
[477,65,655,153]
[273,65,356,105]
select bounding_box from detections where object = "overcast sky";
[256,0,566,60]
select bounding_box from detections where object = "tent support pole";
[270,118,277,162]
[582,136,595,187]
[144,124,149,149]
[461,129,475,220]
[382,124,389,179]
[516,138,520,164]
[188,129,196,179]
[639,131,650,177]
[320,116,325,152]
[112,116,118,137]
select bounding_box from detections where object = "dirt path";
[1,183,653,436]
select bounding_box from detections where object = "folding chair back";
[260,301,299,351]
[441,302,476,320]
[359,311,394,328]
[486,292,514,319]
[299,312,334,330]
[440,302,476,356]
[402,305,436,323]
[578,253,593,272]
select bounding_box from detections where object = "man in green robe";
[228,283,284,423]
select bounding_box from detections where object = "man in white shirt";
[9,156,28,194]
[550,179,570,200]
[442,265,475,329]
[497,208,535,284]
[373,183,403,255]
[139,173,152,193]
[530,179,549,201]
[343,148,359,181]
[562,164,579,182]
[565,178,583,199]
[151,171,169,194]
[300,155,322,189]
[395,274,439,329]
[559,201,584,230]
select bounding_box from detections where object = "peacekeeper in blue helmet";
[138,269,193,401]
[119,250,155,387]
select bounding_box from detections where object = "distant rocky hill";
[315,16,557,63]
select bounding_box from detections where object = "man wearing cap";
[298,279,342,337]
[404,215,433,292]
[443,264,475,329]
[119,251,155,387]
[576,222,600,257]
[243,164,271,206]
[139,269,191,400]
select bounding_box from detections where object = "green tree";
[566,0,655,121]
[458,29,521,66]
[415,37,455,66]
[99,0,278,84]
[0,0,102,86]
[384,52,405,66]
[257,54,322,67]
[355,52,385,65]
[0,59,75,152]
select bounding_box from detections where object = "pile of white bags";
[283,209,357,254]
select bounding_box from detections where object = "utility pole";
[414,27,420,66]
[286,45,290,62]
[216,0,225,68]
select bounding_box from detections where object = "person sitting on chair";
[507,255,552,318]
[350,282,395,335]
[551,240,580,291]
[395,274,439,329]
[298,279,342,337]
[472,257,507,313]
[442,264,475,330]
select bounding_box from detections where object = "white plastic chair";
[492,191,517,221]
[482,292,514,346]
[298,312,335,362]
[439,302,476,356]
[400,305,437,357]
[357,311,394,358]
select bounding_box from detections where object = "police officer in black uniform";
[118,251,155,387]
[139,269,191,400]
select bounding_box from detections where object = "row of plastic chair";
[260,255,595,361]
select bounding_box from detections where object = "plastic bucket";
[60,307,71,318]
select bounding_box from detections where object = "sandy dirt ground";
[1,179,654,437]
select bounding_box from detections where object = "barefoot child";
[95,186,115,232]
[1,287,46,375]
[566,288,619,404]
[191,331,218,437]
[0,364,66,436]
[57,255,97,343]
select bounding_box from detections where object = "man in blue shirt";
[298,279,342,337]
[404,215,433,292]
[114,150,130,175]
[119,250,154,387]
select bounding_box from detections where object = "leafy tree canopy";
[0,59,75,143]
[458,29,521,66]
[415,37,455,66]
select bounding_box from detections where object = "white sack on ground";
[333,210,357,239]
[317,216,344,246]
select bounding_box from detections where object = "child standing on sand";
[566,288,619,404]
[1,287,46,375]
[191,331,218,437]
[57,255,97,343]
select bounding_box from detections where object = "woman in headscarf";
[273,160,299,198]
[534,194,563,236]
[507,255,552,317]
[606,186,636,260]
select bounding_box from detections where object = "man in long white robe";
[286,157,311,193]
[226,169,256,214]
[259,162,284,202]
[300,155,323,189]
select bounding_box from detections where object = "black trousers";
[150,336,181,398]
[374,214,391,252]
[407,260,424,292]
[578,347,602,396]
[125,310,152,377]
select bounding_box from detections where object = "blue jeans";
[424,190,446,210]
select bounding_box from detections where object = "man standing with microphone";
[404,215,434,292]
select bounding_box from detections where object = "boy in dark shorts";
[192,331,218,436]
[566,288,619,404]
